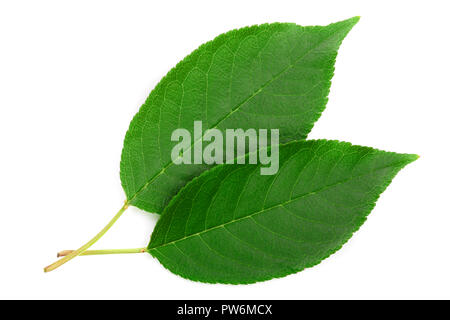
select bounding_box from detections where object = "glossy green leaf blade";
[120,18,359,214]
[148,140,417,284]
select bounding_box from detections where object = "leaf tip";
[402,153,420,166]
[342,16,360,28]
[410,154,420,161]
[327,16,360,41]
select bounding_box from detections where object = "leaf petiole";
[44,202,130,272]
[57,248,147,257]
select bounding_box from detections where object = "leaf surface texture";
[120,18,359,213]
[148,140,417,284]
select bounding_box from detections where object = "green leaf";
[148,140,417,284]
[120,17,359,214]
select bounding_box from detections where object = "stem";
[44,202,130,272]
[57,248,146,257]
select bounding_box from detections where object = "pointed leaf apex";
[334,16,360,28]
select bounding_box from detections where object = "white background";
[1,0,449,299]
